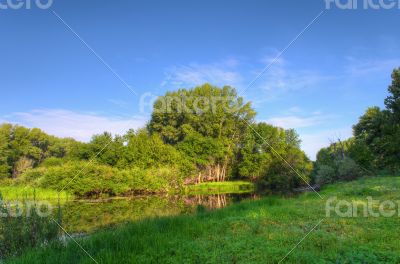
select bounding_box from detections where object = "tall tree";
[384,68,400,121]
[148,84,256,181]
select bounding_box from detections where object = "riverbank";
[184,181,255,194]
[0,186,72,201]
[7,176,400,263]
[0,181,255,201]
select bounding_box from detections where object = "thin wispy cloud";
[262,108,339,159]
[265,114,328,129]
[344,57,400,77]
[161,59,243,88]
[255,56,332,100]
[3,109,147,142]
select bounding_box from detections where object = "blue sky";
[1,0,399,159]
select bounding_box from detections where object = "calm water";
[56,193,259,234]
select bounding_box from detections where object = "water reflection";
[60,193,259,233]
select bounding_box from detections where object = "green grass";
[6,176,400,263]
[185,181,255,195]
[0,186,72,201]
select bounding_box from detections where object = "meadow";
[6,176,400,264]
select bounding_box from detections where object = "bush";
[18,162,184,197]
[40,157,65,168]
[316,158,363,186]
[316,165,336,185]
[337,157,362,181]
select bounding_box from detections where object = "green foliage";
[315,140,364,185]
[148,83,256,144]
[315,165,336,185]
[384,68,400,121]
[352,68,400,172]
[122,129,190,171]
[337,157,362,181]
[17,161,183,197]
[39,157,64,168]
[237,123,312,190]
[176,132,227,168]
[315,67,400,178]
[0,124,81,179]
[0,193,61,259]
[148,84,257,182]
[1,83,316,195]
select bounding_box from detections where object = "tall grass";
[0,193,62,259]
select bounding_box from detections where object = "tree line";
[314,68,400,185]
[0,84,311,196]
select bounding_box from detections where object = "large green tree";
[353,68,400,171]
[148,84,256,181]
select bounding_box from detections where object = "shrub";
[34,161,130,197]
[40,157,65,168]
[18,162,184,197]
[337,157,362,181]
[316,165,336,185]
[16,167,47,186]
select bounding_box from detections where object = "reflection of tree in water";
[60,196,185,233]
[58,193,259,234]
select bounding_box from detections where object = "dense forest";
[0,68,399,197]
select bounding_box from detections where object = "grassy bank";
[184,181,255,194]
[0,186,72,201]
[7,176,400,263]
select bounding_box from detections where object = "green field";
[6,176,400,263]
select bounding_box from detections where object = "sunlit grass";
[184,181,255,194]
[0,186,72,201]
[6,176,400,263]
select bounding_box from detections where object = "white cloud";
[3,109,147,142]
[300,128,353,160]
[266,115,324,129]
[256,56,332,99]
[161,59,242,88]
[265,113,330,129]
[344,57,400,77]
